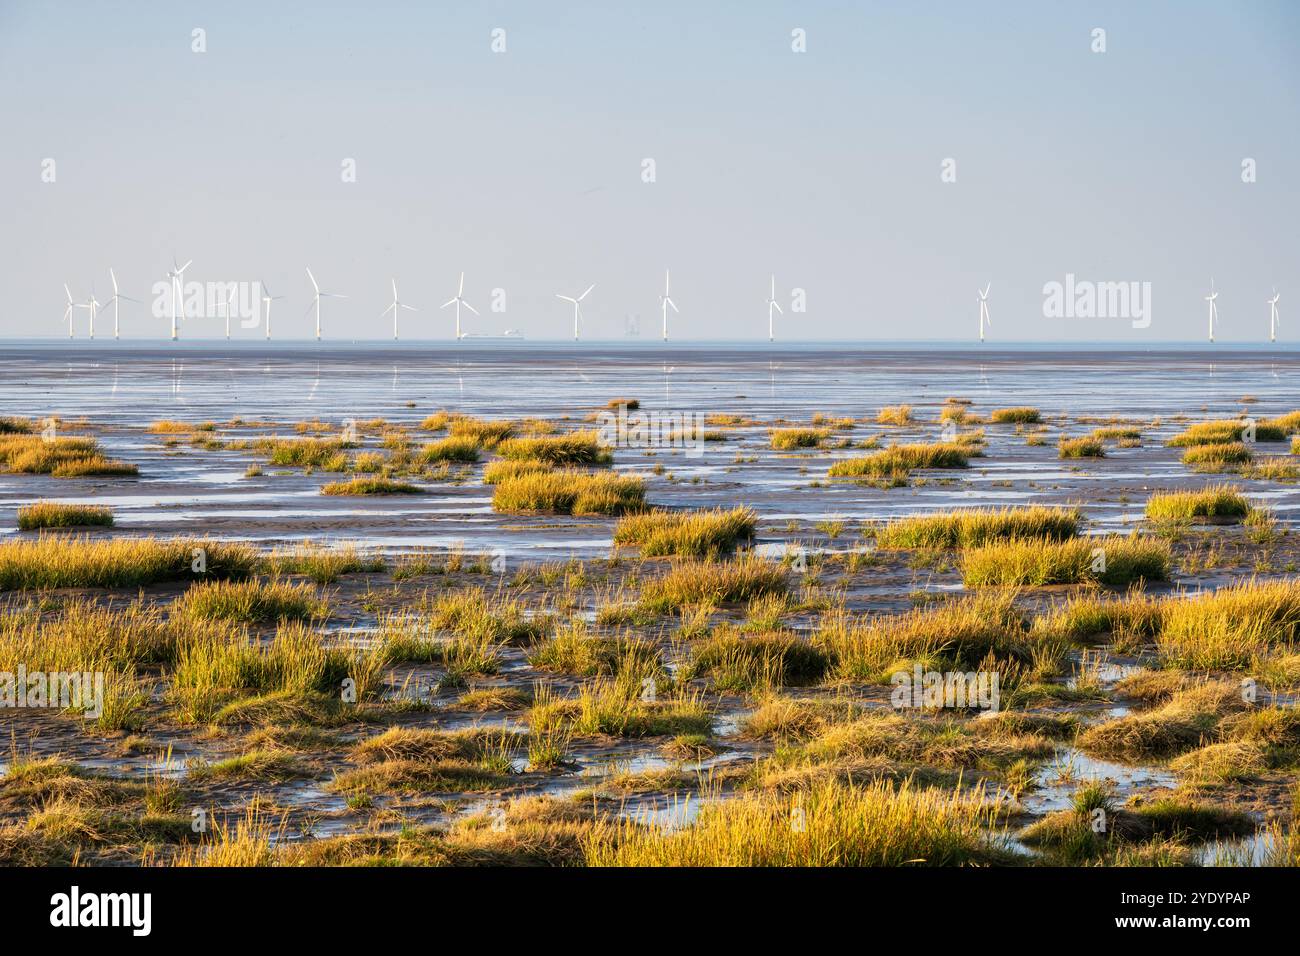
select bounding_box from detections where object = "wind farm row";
[54,265,1282,343]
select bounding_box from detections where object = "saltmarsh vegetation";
[770,428,830,450]
[612,507,757,557]
[491,470,644,515]
[813,591,1064,684]
[0,537,258,590]
[527,679,712,739]
[16,503,114,531]
[873,506,1080,549]
[1018,780,1252,863]
[1145,485,1251,523]
[263,544,386,584]
[828,442,970,481]
[1057,436,1104,459]
[496,431,610,466]
[174,578,327,625]
[583,778,1008,866]
[319,477,421,496]
[1181,442,1252,472]
[420,435,481,463]
[482,459,553,484]
[875,406,912,426]
[989,407,1041,424]
[961,535,1170,587]
[1032,578,1300,672]
[256,436,356,469]
[0,435,137,477]
[636,556,789,614]
[1168,419,1285,447]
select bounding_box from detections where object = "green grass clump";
[583,778,1005,866]
[1156,579,1300,669]
[613,507,757,558]
[0,537,258,590]
[496,431,610,466]
[320,477,422,496]
[176,578,327,625]
[16,503,114,531]
[637,557,788,613]
[420,436,481,463]
[989,407,1041,424]
[1092,426,1142,441]
[169,621,387,722]
[482,459,554,484]
[528,622,661,680]
[263,545,386,584]
[770,428,830,450]
[1058,436,1104,459]
[0,417,33,434]
[961,535,1169,587]
[1181,442,1252,471]
[1030,592,1164,644]
[401,588,553,645]
[1145,485,1250,523]
[0,435,137,477]
[448,417,516,447]
[682,631,832,691]
[814,591,1041,682]
[1080,683,1244,760]
[875,406,912,426]
[491,470,644,515]
[874,506,1079,549]
[257,437,355,468]
[1168,419,1285,446]
[828,442,969,479]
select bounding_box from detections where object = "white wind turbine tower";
[382,279,418,340]
[977,283,991,342]
[305,267,346,341]
[766,274,782,342]
[440,272,478,340]
[219,288,236,340]
[62,284,77,338]
[1205,278,1220,343]
[659,269,678,341]
[556,284,595,341]
[260,280,282,341]
[1267,289,1280,343]
[103,269,137,340]
[83,289,102,340]
[166,257,192,341]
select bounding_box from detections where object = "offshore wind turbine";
[556,284,595,340]
[166,257,192,341]
[659,269,678,341]
[305,267,346,341]
[1205,279,1220,343]
[103,269,137,340]
[260,279,282,340]
[219,288,236,340]
[440,272,478,340]
[62,284,77,338]
[1268,289,1281,343]
[766,274,782,342]
[977,283,991,342]
[382,279,418,340]
[83,289,102,340]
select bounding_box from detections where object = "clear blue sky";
[2,1,1297,341]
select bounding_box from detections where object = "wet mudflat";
[1,346,1298,866]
